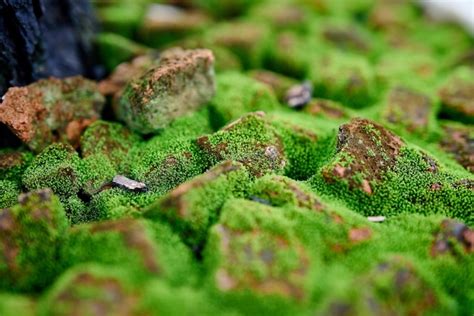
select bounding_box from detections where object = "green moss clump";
[96,32,150,72]
[97,4,146,38]
[79,154,116,196]
[0,293,36,316]
[264,32,312,79]
[60,219,196,286]
[315,255,457,315]
[22,143,83,199]
[309,50,377,108]
[38,264,142,316]
[128,137,208,194]
[0,189,68,292]
[0,180,20,209]
[204,198,318,315]
[80,120,140,172]
[193,0,254,18]
[197,112,287,177]
[144,160,251,246]
[209,72,279,127]
[269,111,337,180]
[204,21,272,69]
[438,66,474,124]
[0,150,34,183]
[249,69,298,103]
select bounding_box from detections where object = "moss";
[0,150,34,183]
[204,198,318,315]
[144,160,252,246]
[80,120,140,172]
[0,189,68,292]
[269,111,337,180]
[209,72,280,127]
[193,0,255,18]
[79,154,116,196]
[117,48,216,134]
[309,50,377,108]
[312,144,474,224]
[197,112,287,177]
[264,31,313,79]
[0,180,20,209]
[0,293,36,316]
[38,264,142,316]
[204,20,272,69]
[60,219,196,286]
[97,4,146,38]
[22,143,84,199]
[96,32,150,72]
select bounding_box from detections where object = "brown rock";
[383,86,432,133]
[0,76,104,152]
[439,124,473,173]
[322,118,404,193]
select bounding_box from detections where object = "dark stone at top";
[0,0,102,96]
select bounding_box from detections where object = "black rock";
[0,0,103,96]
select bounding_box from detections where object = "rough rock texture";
[0,0,101,96]
[197,112,287,177]
[117,48,215,134]
[0,189,67,291]
[322,118,404,194]
[439,123,473,173]
[438,68,474,123]
[383,86,433,133]
[0,76,105,152]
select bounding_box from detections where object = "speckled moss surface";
[0,0,473,315]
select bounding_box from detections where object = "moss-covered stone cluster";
[0,0,473,314]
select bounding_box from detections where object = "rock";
[249,70,298,102]
[206,199,314,305]
[0,76,105,152]
[197,112,287,177]
[0,189,68,291]
[303,98,351,120]
[382,86,433,134]
[144,161,250,246]
[117,48,215,134]
[0,0,101,96]
[440,123,474,173]
[322,118,404,194]
[22,143,83,199]
[431,219,474,256]
[285,81,313,109]
[438,67,474,123]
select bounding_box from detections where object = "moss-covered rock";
[117,48,215,134]
[0,189,68,292]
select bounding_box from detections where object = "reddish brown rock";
[0,77,105,152]
[439,123,473,173]
[431,219,474,256]
[322,118,404,194]
[383,86,433,134]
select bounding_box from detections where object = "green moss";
[0,150,34,183]
[60,219,196,285]
[269,111,338,180]
[0,180,20,209]
[144,160,251,246]
[80,120,141,172]
[79,154,116,196]
[193,0,254,18]
[38,264,142,316]
[96,32,150,72]
[204,20,272,69]
[311,145,474,224]
[204,198,318,315]
[310,50,377,108]
[197,112,287,177]
[97,4,145,38]
[0,293,35,316]
[209,72,280,127]
[0,189,68,292]
[22,143,84,199]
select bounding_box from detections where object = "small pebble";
[367,216,386,222]
[112,175,147,192]
[285,81,313,108]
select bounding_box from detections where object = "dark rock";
[0,0,102,96]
